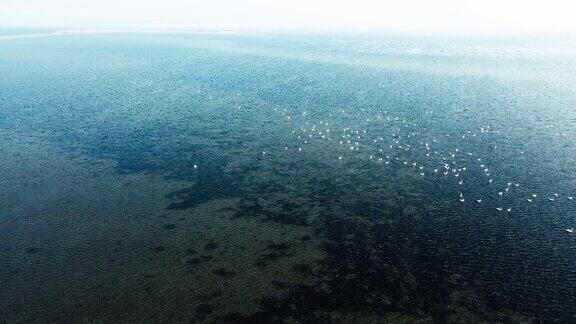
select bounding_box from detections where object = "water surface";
[1,32,575,322]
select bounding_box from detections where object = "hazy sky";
[2,0,576,34]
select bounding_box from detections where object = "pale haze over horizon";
[2,0,576,34]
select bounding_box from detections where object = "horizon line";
[2,26,576,37]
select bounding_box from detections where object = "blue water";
[0,32,575,322]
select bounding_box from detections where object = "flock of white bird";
[266,106,575,234]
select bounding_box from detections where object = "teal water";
[0,32,575,322]
[0,28,55,36]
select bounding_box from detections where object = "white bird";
[548,198,555,202]
[506,208,512,212]
[193,164,198,170]
[477,199,482,203]
[527,198,532,202]
[568,197,574,200]
[498,192,503,196]
[532,194,537,198]
[496,207,503,211]
[566,228,574,234]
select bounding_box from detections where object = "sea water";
[0,32,575,322]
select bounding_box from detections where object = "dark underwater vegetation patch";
[165,164,239,210]
[212,268,236,278]
[232,198,310,226]
[195,303,215,321]
[291,263,312,274]
[200,254,213,262]
[267,242,290,251]
[271,280,291,289]
[185,257,202,266]
[150,246,167,252]
[204,240,219,251]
